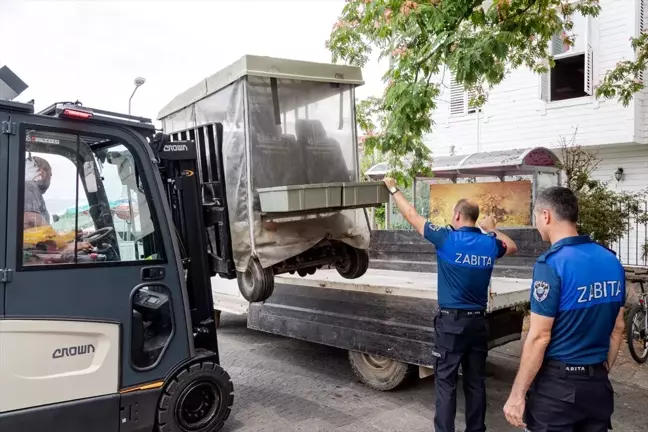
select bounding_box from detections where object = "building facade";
[421,0,648,265]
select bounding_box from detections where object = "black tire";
[335,246,369,279]
[626,303,648,364]
[156,360,234,432]
[236,257,274,303]
[348,351,415,391]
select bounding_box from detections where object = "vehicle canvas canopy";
[157,55,374,273]
[364,147,562,228]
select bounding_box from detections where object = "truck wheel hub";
[363,354,392,369]
[176,381,220,430]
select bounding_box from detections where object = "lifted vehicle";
[0,99,234,431]
[157,55,389,303]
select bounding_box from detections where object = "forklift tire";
[336,246,369,280]
[348,351,415,391]
[156,360,234,432]
[236,257,275,303]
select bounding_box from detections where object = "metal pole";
[128,77,146,115]
[128,86,139,115]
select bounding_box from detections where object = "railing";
[612,200,648,267]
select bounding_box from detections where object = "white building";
[421,0,648,265]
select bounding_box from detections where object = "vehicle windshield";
[21,129,161,266]
[247,76,358,189]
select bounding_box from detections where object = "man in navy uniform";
[383,177,518,432]
[503,186,626,431]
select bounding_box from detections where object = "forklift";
[0,98,234,431]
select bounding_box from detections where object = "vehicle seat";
[249,107,306,189]
[295,119,351,184]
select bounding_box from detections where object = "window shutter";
[639,0,647,83]
[450,75,466,115]
[551,33,565,56]
[584,16,594,95]
[539,59,550,102]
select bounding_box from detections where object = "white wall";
[425,0,643,157]
[593,144,648,266]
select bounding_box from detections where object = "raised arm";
[479,215,518,257]
[383,177,427,235]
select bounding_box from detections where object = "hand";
[383,177,397,189]
[479,215,497,232]
[62,242,93,254]
[503,393,527,428]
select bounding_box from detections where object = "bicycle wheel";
[626,303,648,364]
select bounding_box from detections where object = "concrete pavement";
[217,313,648,432]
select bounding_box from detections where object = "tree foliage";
[326,0,645,177]
[557,131,648,252]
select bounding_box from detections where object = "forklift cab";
[0,100,233,432]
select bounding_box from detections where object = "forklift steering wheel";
[82,227,115,245]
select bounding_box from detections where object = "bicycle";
[627,280,648,363]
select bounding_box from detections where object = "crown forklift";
[0,98,234,431]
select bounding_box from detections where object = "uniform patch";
[427,223,442,231]
[533,280,550,302]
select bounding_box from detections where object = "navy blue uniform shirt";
[424,223,507,310]
[530,235,625,365]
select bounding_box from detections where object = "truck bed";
[276,268,531,313]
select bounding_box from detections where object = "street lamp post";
[128,77,146,115]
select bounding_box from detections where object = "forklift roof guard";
[364,147,561,180]
[157,55,365,120]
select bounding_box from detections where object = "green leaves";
[326,0,647,179]
[597,32,648,107]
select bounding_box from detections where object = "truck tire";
[236,257,274,303]
[348,351,415,391]
[156,360,234,432]
[336,246,369,279]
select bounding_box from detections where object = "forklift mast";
[151,133,222,355]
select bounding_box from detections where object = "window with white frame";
[450,75,479,116]
[539,9,593,103]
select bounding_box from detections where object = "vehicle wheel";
[236,258,274,303]
[626,303,648,363]
[336,246,369,280]
[348,351,415,391]
[156,360,234,432]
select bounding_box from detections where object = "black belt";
[439,308,486,318]
[542,359,607,377]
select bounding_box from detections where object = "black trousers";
[525,360,614,432]
[433,308,489,432]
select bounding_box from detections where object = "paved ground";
[217,313,648,432]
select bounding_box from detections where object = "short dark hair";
[454,199,480,222]
[534,186,579,223]
[32,156,52,177]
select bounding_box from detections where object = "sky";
[0,0,386,118]
[1,0,388,216]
